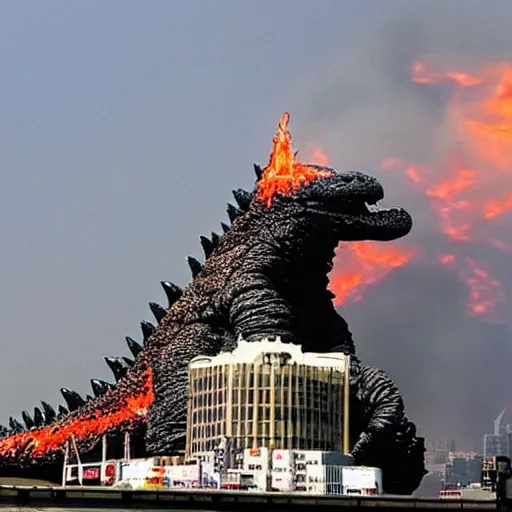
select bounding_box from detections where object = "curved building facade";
[185,337,348,458]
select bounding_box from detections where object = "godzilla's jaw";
[303,197,413,242]
[337,204,413,242]
[295,168,412,242]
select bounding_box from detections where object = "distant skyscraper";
[483,434,509,457]
[494,408,507,435]
[483,408,510,457]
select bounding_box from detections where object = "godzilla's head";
[263,165,412,242]
[254,113,412,243]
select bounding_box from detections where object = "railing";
[0,484,499,510]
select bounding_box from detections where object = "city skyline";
[2,0,512,453]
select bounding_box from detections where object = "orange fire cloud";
[412,62,483,88]
[312,61,512,320]
[374,61,512,320]
[329,242,415,306]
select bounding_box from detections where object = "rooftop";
[189,336,348,370]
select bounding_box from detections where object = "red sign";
[83,467,100,480]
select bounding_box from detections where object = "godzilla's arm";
[350,364,404,462]
[223,242,295,342]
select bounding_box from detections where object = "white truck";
[306,465,382,496]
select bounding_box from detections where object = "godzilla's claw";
[350,431,372,463]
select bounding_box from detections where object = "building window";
[187,357,346,457]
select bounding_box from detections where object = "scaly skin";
[148,166,426,493]
[0,164,426,492]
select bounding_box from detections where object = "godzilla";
[0,113,426,494]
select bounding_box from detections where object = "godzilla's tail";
[0,363,154,472]
[0,184,258,477]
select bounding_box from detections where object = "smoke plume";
[289,0,512,450]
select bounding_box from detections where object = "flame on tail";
[0,370,154,459]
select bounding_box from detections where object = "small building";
[443,451,482,488]
[185,336,349,459]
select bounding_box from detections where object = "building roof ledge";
[189,335,348,369]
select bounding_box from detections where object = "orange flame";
[0,370,154,458]
[329,242,415,306]
[257,113,330,207]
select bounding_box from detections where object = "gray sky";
[2,0,512,449]
[0,0,372,419]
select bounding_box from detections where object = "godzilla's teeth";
[366,202,380,213]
